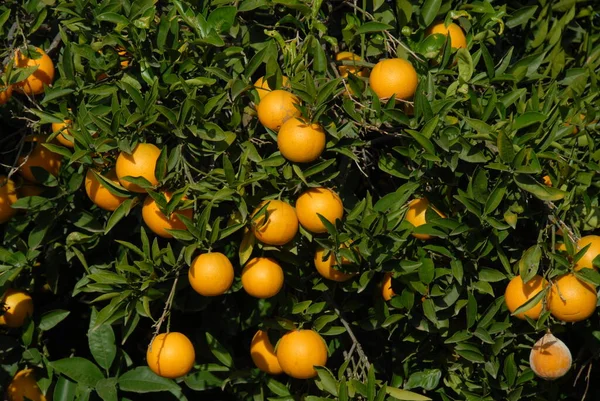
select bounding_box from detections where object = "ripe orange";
[0,289,33,328]
[547,273,597,322]
[276,329,328,379]
[52,119,74,148]
[0,85,13,105]
[369,58,418,100]
[115,143,161,192]
[336,52,368,78]
[542,175,552,187]
[529,332,572,381]
[426,22,468,49]
[18,183,44,198]
[0,176,18,224]
[504,275,547,320]
[254,75,290,100]
[147,332,195,379]
[18,135,62,183]
[295,187,344,234]
[314,246,356,282]
[251,200,298,246]
[188,252,234,296]
[405,198,446,240]
[85,169,129,212]
[277,118,326,163]
[14,47,55,95]
[256,89,301,131]
[142,193,193,238]
[250,330,283,375]
[381,273,395,301]
[7,369,46,401]
[572,235,600,271]
[241,257,284,298]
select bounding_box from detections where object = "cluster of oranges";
[504,235,600,380]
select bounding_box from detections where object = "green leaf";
[497,131,515,163]
[356,22,393,35]
[386,387,432,400]
[205,332,233,367]
[88,307,116,371]
[315,367,338,396]
[514,174,567,201]
[39,310,70,331]
[118,367,179,393]
[421,0,442,26]
[50,357,104,387]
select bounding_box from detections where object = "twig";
[46,33,63,56]
[149,270,180,350]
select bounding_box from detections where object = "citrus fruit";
[250,330,283,375]
[241,257,284,298]
[0,85,13,105]
[18,135,62,183]
[382,273,395,301]
[17,183,44,198]
[147,332,195,379]
[542,175,552,187]
[276,329,328,379]
[573,235,600,271]
[188,252,234,296]
[314,246,356,282]
[7,369,46,401]
[85,169,129,212]
[504,275,547,320]
[115,143,161,192]
[142,193,193,238]
[295,187,344,234]
[256,89,301,131]
[369,58,418,100]
[529,332,572,381]
[547,273,597,322]
[251,200,298,246]
[254,75,290,100]
[52,119,74,148]
[0,289,33,328]
[405,198,446,240]
[277,118,326,163]
[336,51,368,78]
[426,22,467,49]
[565,114,597,134]
[0,176,18,224]
[14,47,55,95]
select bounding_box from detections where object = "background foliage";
[1,0,600,400]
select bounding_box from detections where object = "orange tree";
[1,0,600,400]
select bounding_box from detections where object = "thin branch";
[149,270,180,350]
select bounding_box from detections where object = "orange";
[426,22,468,49]
[142,192,193,238]
[542,175,552,187]
[369,58,418,100]
[115,143,161,192]
[547,273,597,322]
[382,273,395,301]
[0,85,13,105]
[7,369,46,401]
[529,333,572,381]
[256,89,301,131]
[241,257,284,298]
[17,183,44,198]
[277,118,326,163]
[85,169,129,212]
[504,275,547,320]
[314,246,356,282]
[572,235,600,271]
[336,52,368,78]
[296,187,344,234]
[276,329,328,379]
[0,289,33,328]
[147,332,195,379]
[250,330,283,375]
[254,75,290,100]
[52,119,74,148]
[188,252,234,296]
[18,135,62,183]
[405,198,446,240]
[251,200,298,246]
[0,176,18,224]
[14,47,55,95]
[565,114,596,134]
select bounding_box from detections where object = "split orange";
[7,369,46,401]
[369,58,418,100]
[314,246,356,282]
[251,200,298,246]
[142,192,193,238]
[241,257,284,298]
[529,332,572,380]
[0,289,33,328]
[276,329,328,379]
[254,75,290,100]
[504,275,547,320]
[115,143,161,192]
[277,118,326,163]
[188,252,234,296]
[256,89,301,131]
[250,330,283,375]
[18,135,62,183]
[547,273,597,322]
[0,176,18,224]
[405,198,446,240]
[14,47,55,95]
[295,187,344,234]
[426,22,468,49]
[147,332,195,378]
[85,169,129,211]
